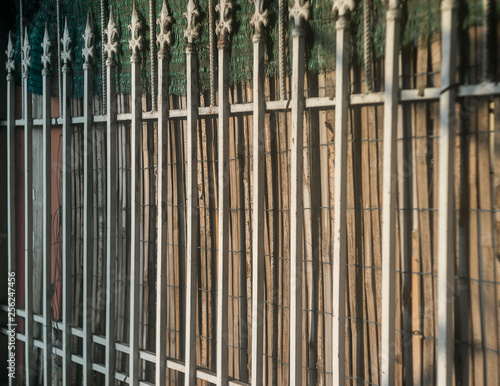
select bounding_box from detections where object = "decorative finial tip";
[61,17,72,66]
[82,12,95,64]
[332,0,355,17]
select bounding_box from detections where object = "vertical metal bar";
[215,1,233,384]
[56,0,62,117]
[60,19,73,385]
[150,0,157,110]
[6,31,16,300]
[19,0,24,115]
[288,2,309,385]
[209,0,216,106]
[438,1,458,385]
[363,0,373,92]
[250,2,267,384]
[278,0,286,99]
[331,2,353,385]
[101,0,107,113]
[156,3,173,384]
[129,4,144,384]
[21,27,34,385]
[104,9,118,385]
[184,1,200,384]
[481,0,492,80]
[41,24,53,386]
[82,13,95,386]
[380,2,401,384]
[6,35,16,384]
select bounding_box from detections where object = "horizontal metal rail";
[2,83,499,128]
[0,324,247,386]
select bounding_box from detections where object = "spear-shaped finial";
[61,18,72,68]
[104,6,119,64]
[21,27,31,77]
[157,0,175,57]
[332,0,354,17]
[41,23,51,72]
[128,0,144,63]
[6,31,15,74]
[289,0,310,33]
[82,13,95,65]
[216,0,234,39]
[184,0,200,44]
[250,0,269,37]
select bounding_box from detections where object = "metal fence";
[2,0,500,385]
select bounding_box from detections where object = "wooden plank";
[173,97,184,381]
[468,95,484,386]
[331,4,353,385]
[362,105,379,386]
[263,76,277,385]
[184,2,200,383]
[347,77,360,385]
[216,8,232,383]
[318,72,333,386]
[466,25,484,386]
[82,14,94,384]
[380,3,401,384]
[166,94,176,381]
[228,86,239,381]
[129,5,144,384]
[140,97,149,369]
[198,97,208,372]
[397,50,414,384]
[175,95,186,381]
[288,3,308,384]
[437,2,458,385]
[454,92,471,384]
[41,30,52,385]
[476,100,499,385]
[413,35,435,386]
[243,83,252,383]
[115,95,126,371]
[156,3,173,384]
[302,74,319,386]
[104,10,118,385]
[250,4,267,383]
[277,95,290,386]
[495,97,500,386]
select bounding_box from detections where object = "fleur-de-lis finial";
[41,23,51,72]
[61,18,72,67]
[250,0,268,36]
[157,0,174,57]
[104,6,119,64]
[332,0,354,17]
[216,0,234,39]
[21,27,31,77]
[385,0,401,20]
[128,0,143,62]
[183,0,200,44]
[5,31,15,74]
[289,0,310,32]
[82,13,95,65]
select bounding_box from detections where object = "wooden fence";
[1,0,500,385]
